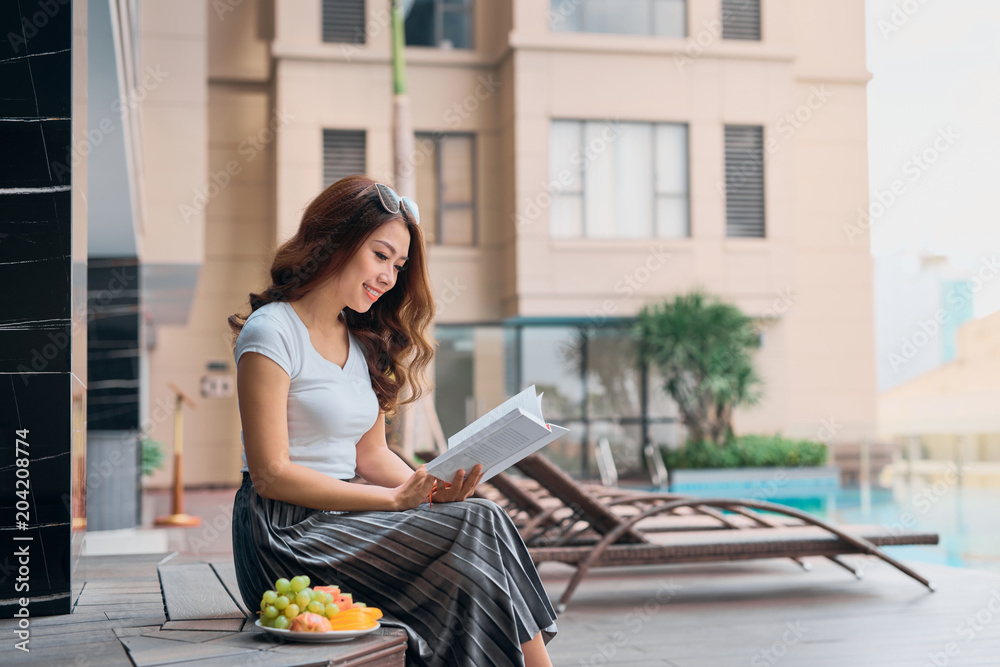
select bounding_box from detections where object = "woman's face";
[334,218,412,313]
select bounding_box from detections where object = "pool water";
[636,480,1000,574]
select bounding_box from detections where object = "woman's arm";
[355,411,485,501]
[354,412,419,488]
[237,352,434,511]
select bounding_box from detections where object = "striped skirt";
[231,472,558,666]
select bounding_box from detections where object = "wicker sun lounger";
[508,454,940,611]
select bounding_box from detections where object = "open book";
[424,385,570,483]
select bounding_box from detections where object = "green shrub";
[140,438,166,477]
[662,434,827,469]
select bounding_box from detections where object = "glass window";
[590,421,644,475]
[413,136,439,243]
[541,421,592,478]
[436,321,683,480]
[586,327,641,419]
[434,327,476,442]
[550,0,686,38]
[550,120,689,239]
[405,0,474,49]
[519,327,584,421]
[413,133,476,245]
[655,123,689,237]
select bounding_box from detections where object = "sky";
[866,0,1000,266]
[865,0,1000,391]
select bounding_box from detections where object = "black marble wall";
[0,0,76,617]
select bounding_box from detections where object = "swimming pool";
[632,479,1000,574]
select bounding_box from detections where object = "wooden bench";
[117,559,408,666]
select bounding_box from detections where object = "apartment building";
[121,0,875,488]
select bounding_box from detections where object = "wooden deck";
[5,548,1000,665]
[2,552,406,666]
[541,555,1000,666]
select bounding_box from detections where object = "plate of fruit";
[255,575,383,643]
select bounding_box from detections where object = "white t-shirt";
[234,301,380,480]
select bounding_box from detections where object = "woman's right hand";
[390,465,437,510]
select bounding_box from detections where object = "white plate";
[254,618,380,643]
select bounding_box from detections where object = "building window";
[435,321,681,479]
[405,0,474,49]
[322,0,366,44]
[549,120,689,239]
[724,125,765,238]
[414,133,476,245]
[323,130,366,188]
[550,0,686,38]
[722,0,761,41]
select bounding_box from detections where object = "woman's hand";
[430,464,485,504]
[390,465,437,511]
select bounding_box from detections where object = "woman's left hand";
[430,464,485,503]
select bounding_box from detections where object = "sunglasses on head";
[358,183,420,225]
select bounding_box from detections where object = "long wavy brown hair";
[227,175,436,415]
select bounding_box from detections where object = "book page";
[426,411,554,482]
[446,385,542,449]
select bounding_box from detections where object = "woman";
[227,175,557,666]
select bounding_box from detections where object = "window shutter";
[322,0,366,44]
[323,130,366,187]
[722,0,761,41]
[724,125,765,238]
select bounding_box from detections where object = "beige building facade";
[879,310,1000,469]
[133,0,875,488]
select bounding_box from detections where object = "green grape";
[274,595,289,610]
[322,593,333,605]
[300,587,313,601]
[272,615,290,630]
[295,591,311,608]
[283,603,299,619]
[275,578,291,595]
[264,605,279,619]
[260,599,268,612]
[262,590,278,605]
[307,601,324,614]
[300,575,310,588]
[324,602,340,618]
[261,615,273,628]
[290,576,307,593]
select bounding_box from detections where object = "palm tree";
[634,290,767,447]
